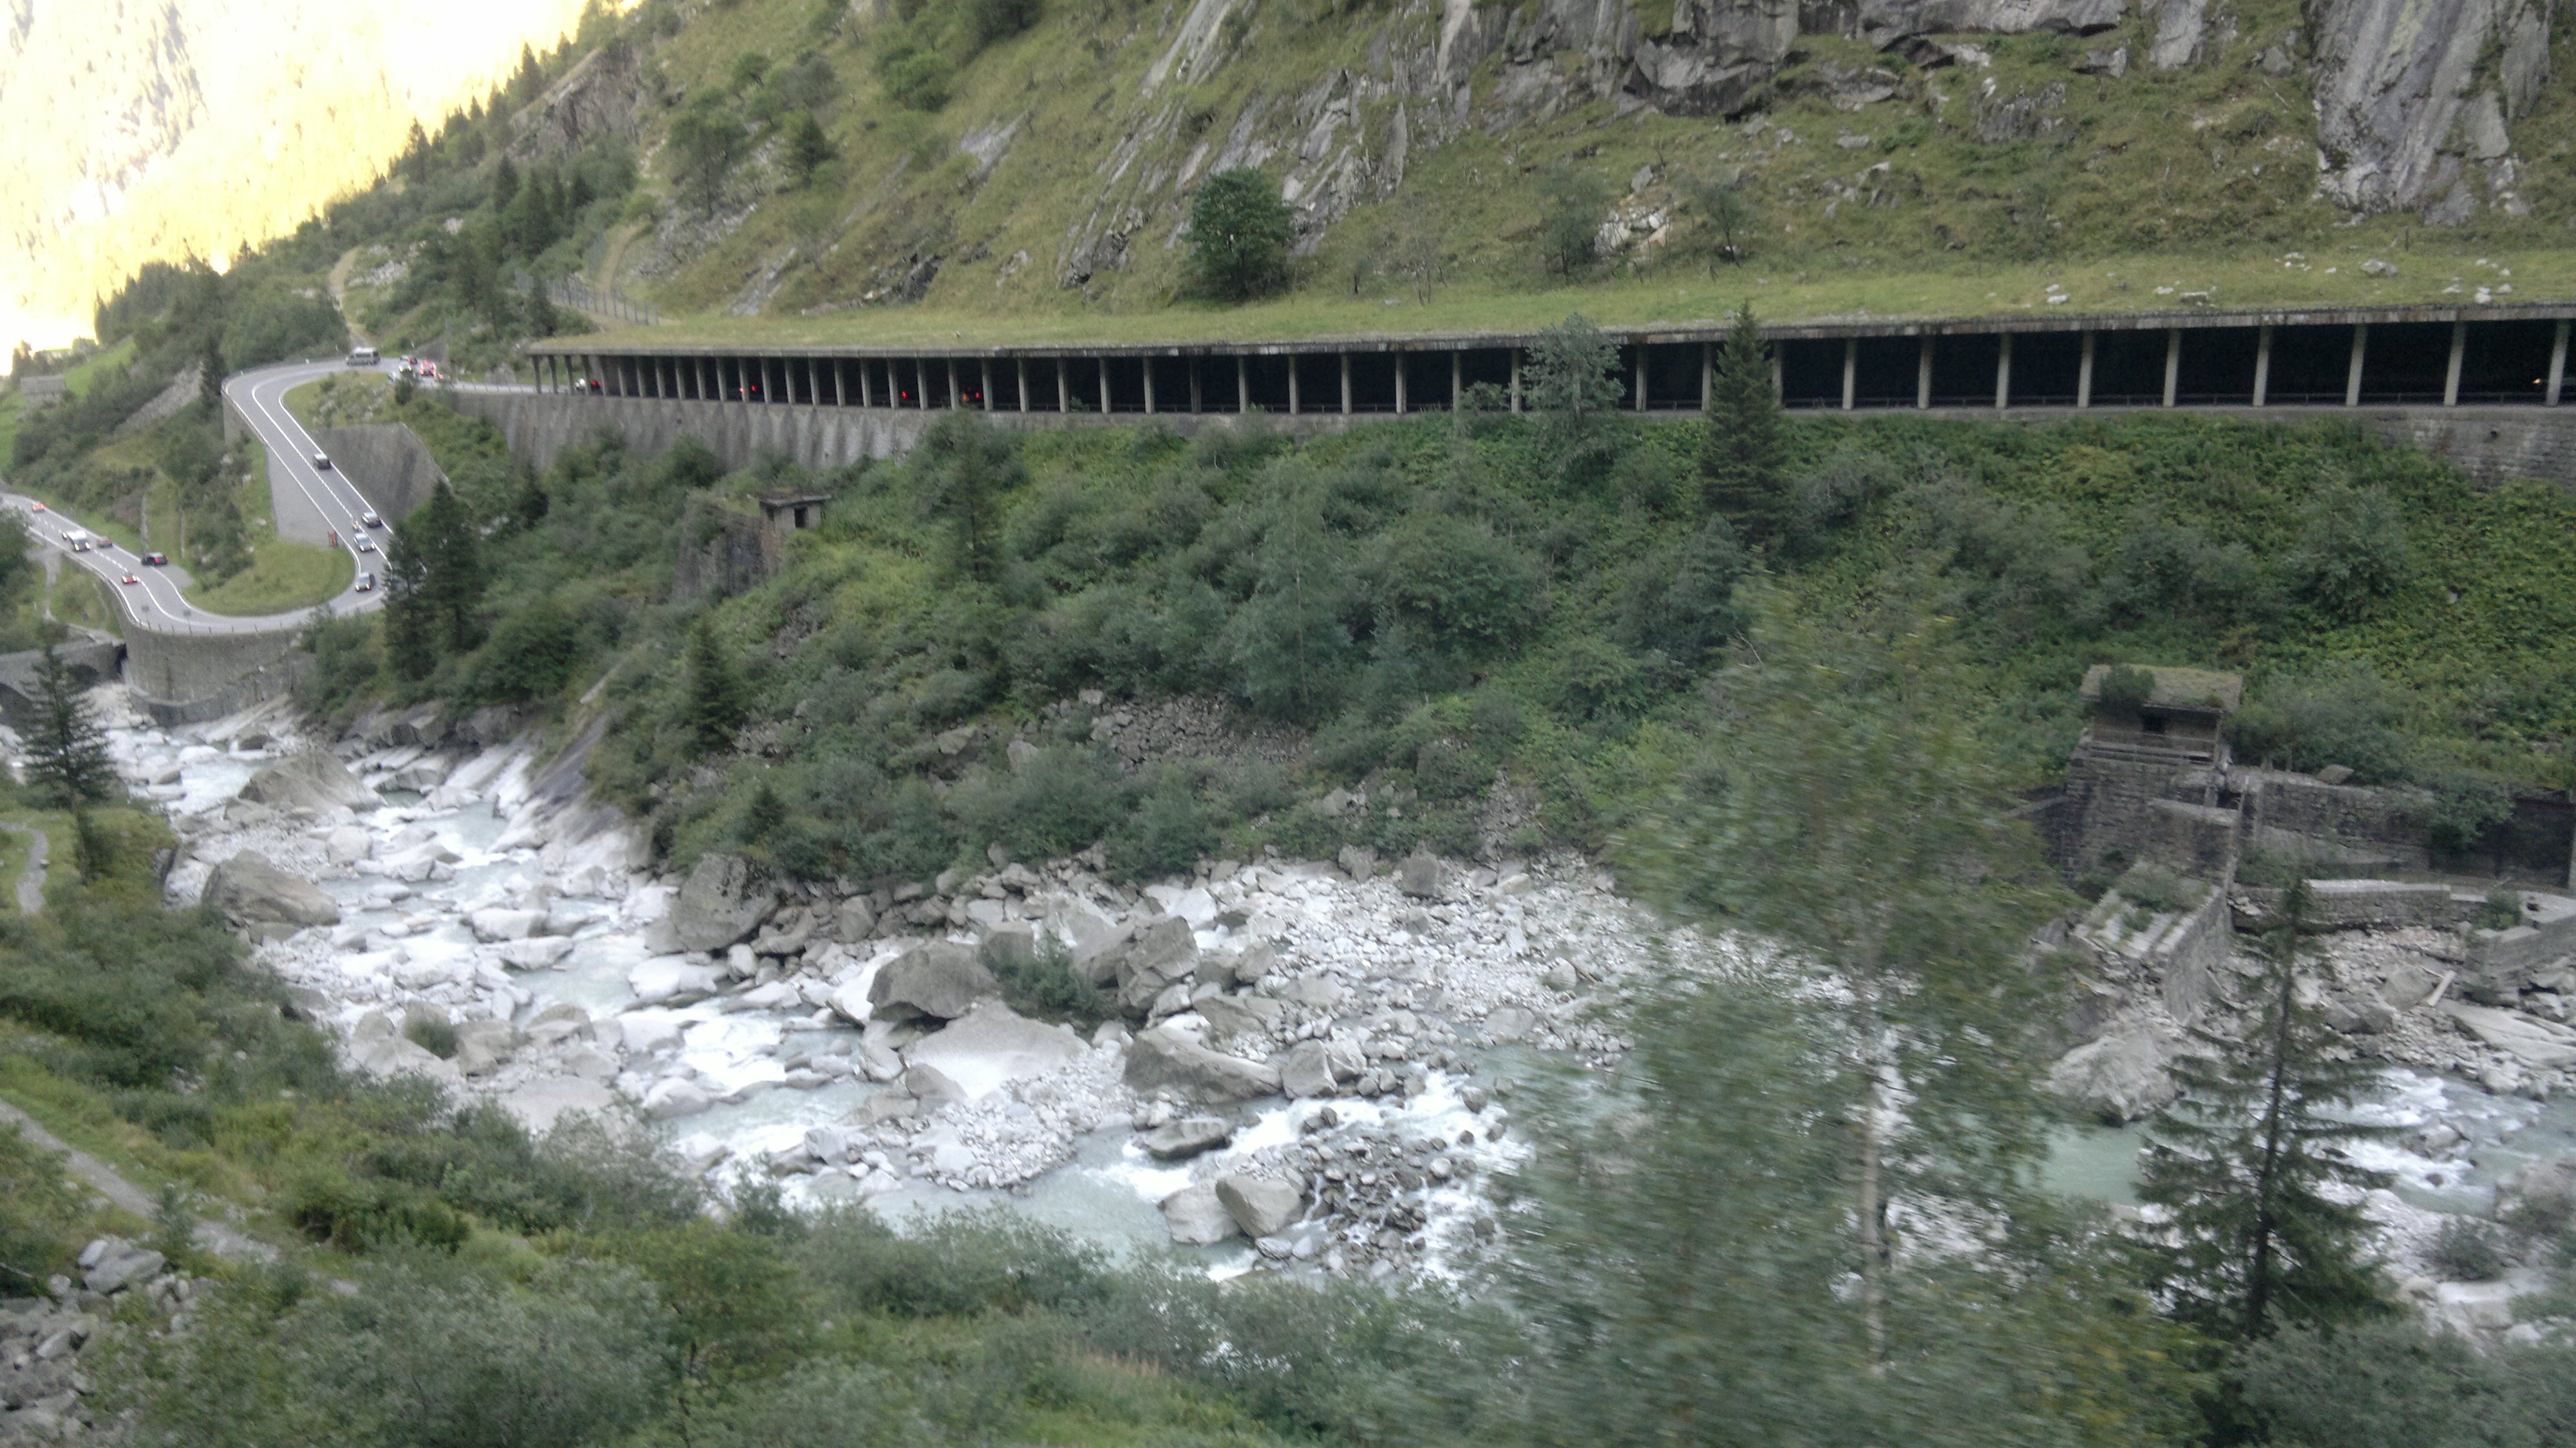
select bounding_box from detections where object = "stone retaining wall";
[313,423,447,522]
[122,621,306,725]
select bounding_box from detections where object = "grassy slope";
[184,542,353,615]
[598,0,2576,345]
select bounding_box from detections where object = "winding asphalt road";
[3,358,396,634]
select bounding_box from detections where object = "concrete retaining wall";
[314,424,448,523]
[457,390,2576,490]
[447,392,1374,473]
[122,622,305,725]
[2242,770,2431,873]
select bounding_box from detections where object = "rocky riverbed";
[48,684,2576,1313]
[90,689,1712,1279]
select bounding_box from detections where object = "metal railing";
[514,272,661,327]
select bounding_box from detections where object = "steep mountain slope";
[592,0,2571,332]
[0,0,616,359]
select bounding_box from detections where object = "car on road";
[141,552,168,566]
[359,511,384,528]
[354,572,377,592]
[310,451,333,470]
[119,572,138,586]
[28,501,44,513]
[354,535,377,553]
[61,529,92,551]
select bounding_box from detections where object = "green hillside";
[307,0,2574,372]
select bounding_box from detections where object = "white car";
[311,452,332,470]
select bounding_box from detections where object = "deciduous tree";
[1187,169,1293,303]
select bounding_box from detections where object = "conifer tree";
[198,333,224,412]
[381,528,439,681]
[1701,304,1786,538]
[24,647,116,808]
[784,113,835,187]
[2135,880,2396,1342]
[916,410,1021,583]
[685,620,748,757]
[406,482,485,653]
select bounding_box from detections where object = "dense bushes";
[299,373,2576,889]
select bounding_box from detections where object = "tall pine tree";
[685,620,748,757]
[381,523,439,682]
[24,647,117,808]
[2135,880,2396,1342]
[1701,304,1786,538]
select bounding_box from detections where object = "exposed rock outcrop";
[200,851,340,938]
[237,749,377,814]
[670,852,774,951]
[2310,0,2552,218]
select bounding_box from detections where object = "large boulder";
[2447,1003,2576,1069]
[2497,1156,2576,1232]
[1159,1183,1240,1245]
[237,749,377,813]
[1217,1174,1303,1238]
[868,940,1000,1023]
[1142,1117,1234,1160]
[670,852,775,951]
[1099,916,1200,1015]
[81,1239,167,1295]
[2046,1024,2177,1124]
[1396,850,1444,900]
[1197,991,1286,1042]
[901,999,1084,1098]
[451,1019,518,1077]
[1123,1025,1282,1103]
[201,852,341,938]
[1281,1040,1338,1099]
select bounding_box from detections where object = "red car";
[119,572,139,586]
[28,501,44,513]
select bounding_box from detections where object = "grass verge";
[184,539,353,615]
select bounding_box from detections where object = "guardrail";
[514,272,661,327]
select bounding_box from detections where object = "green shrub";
[2477,887,2524,932]
[984,935,1117,1029]
[296,614,381,716]
[952,747,1124,862]
[2287,483,2410,618]
[2228,663,2412,781]
[283,1168,472,1252]
[1110,766,1215,881]
[1367,513,1546,663]
[0,1125,86,1293]
[795,1206,1109,1320]
[466,596,582,703]
[1534,164,1609,276]
[2111,862,2200,915]
[2095,664,2155,714]
[2426,1217,2508,1281]
[402,1016,458,1058]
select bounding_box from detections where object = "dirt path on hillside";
[1,822,46,914]
[327,246,374,348]
[0,1098,276,1264]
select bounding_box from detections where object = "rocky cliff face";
[2310,0,2555,218]
[1038,0,2559,292]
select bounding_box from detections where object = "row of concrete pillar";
[535,317,2575,415]
[1811,319,2573,410]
